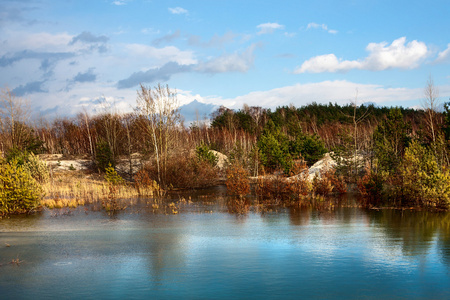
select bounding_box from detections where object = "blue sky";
[1,0,450,117]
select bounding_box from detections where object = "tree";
[257,119,292,173]
[399,140,450,208]
[0,87,31,152]
[136,83,181,188]
[422,76,440,145]
[373,108,411,174]
[0,157,43,215]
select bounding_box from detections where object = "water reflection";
[1,194,450,299]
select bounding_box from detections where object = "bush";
[257,120,292,174]
[226,162,250,198]
[0,158,43,214]
[96,140,114,172]
[5,149,49,183]
[134,168,161,196]
[196,143,218,167]
[312,168,347,196]
[398,140,450,208]
[23,153,49,183]
[141,153,219,189]
[289,134,327,166]
[357,168,384,205]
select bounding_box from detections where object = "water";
[1,193,450,299]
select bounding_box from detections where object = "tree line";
[1,78,450,209]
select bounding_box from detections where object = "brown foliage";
[141,153,219,189]
[226,163,250,198]
[312,169,347,196]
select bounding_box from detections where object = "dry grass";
[40,170,154,209]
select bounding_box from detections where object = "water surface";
[1,194,449,299]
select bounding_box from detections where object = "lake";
[1,190,450,299]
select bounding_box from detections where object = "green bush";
[289,134,327,166]
[23,153,49,183]
[257,120,292,173]
[5,149,49,183]
[0,158,43,215]
[398,140,450,208]
[105,164,124,185]
[196,143,218,167]
[96,140,114,172]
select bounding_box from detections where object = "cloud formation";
[117,62,193,89]
[295,37,429,73]
[257,22,284,35]
[188,31,237,48]
[152,30,181,46]
[73,68,97,83]
[196,44,257,73]
[306,23,338,34]
[436,44,450,63]
[178,80,428,110]
[125,44,197,65]
[117,44,258,88]
[69,31,109,53]
[12,81,47,97]
[111,0,131,5]
[0,50,74,68]
[169,7,188,15]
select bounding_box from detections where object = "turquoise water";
[1,198,449,299]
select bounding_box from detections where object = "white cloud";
[1,31,73,54]
[125,44,197,65]
[306,22,338,34]
[284,32,296,38]
[256,22,284,35]
[195,44,258,73]
[295,37,429,73]
[184,80,432,110]
[188,31,237,48]
[168,7,188,15]
[141,28,160,35]
[111,0,131,6]
[436,44,450,63]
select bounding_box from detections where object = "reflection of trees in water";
[369,210,450,265]
[286,203,450,268]
[287,205,368,227]
[132,214,187,283]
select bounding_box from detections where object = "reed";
[40,171,153,209]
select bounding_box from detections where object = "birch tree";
[422,75,440,145]
[0,87,31,152]
[136,84,181,188]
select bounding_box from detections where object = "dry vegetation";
[2,78,450,215]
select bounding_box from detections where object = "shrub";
[23,153,49,183]
[0,158,43,214]
[134,168,160,196]
[289,134,327,166]
[256,173,287,201]
[312,168,347,196]
[196,143,218,167]
[357,168,384,205]
[141,152,219,189]
[398,140,450,208]
[5,149,49,183]
[96,140,114,172]
[105,164,124,186]
[257,120,293,174]
[226,162,250,198]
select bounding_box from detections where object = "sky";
[1,0,450,118]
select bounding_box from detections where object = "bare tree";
[81,108,95,160]
[422,75,440,144]
[0,86,31,152]
[136,83,181,188]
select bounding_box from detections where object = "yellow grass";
[40,171,155,209]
